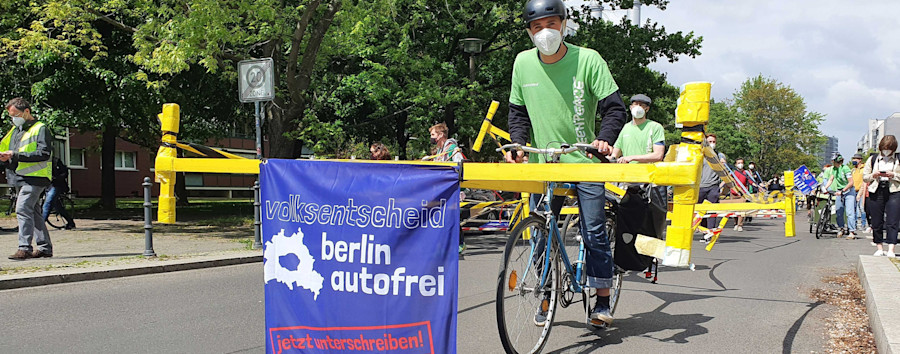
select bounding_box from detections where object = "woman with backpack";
[863,135,900,257]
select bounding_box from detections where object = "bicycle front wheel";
[496,215,559,354]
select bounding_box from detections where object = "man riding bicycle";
[505,0,627,327]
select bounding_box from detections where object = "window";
[69,148,85,168]
[115,151,137,170]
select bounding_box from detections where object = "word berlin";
[265,196,448,230]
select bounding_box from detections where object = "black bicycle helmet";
[523,0,568,25]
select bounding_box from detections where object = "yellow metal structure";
[153,81,799,267]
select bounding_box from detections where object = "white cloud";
[626,0,900,159]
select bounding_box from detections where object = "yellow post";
[662,81,712,267]
[155,103,179,224]
[783,170,796,237]
[473,101,500,152]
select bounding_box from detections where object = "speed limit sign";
[238,58,275,102]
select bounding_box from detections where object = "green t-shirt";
[613,119,665,161]
[509,43,619,163]
[829,164,852,190]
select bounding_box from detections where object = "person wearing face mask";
[850,153,870,233]
[697,134,726,243]
[746,162,764,194]
[825,154,857,239]
[609,94,664,164]
[425,123,464,163]
[730,158,754,231]
[0,98,54,260]
[506,0,628,327]
[863,135,900,257]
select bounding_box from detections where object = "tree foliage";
[707,76,825,179]
[1,0,706,165]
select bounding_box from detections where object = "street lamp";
[459,38,486,81]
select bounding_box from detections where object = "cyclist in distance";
[505,0,627,327]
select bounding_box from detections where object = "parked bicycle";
[2,188,76,230]
[44,191,76,230]
[813,191,838,239]
[494,143,624,354]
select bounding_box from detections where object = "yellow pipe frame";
[155,83,786,267]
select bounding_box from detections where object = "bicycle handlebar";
[498,143,610,163]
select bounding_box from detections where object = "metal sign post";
[238,58,275,160]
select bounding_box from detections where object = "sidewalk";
[858,255,900,354]
[0,218,262,289]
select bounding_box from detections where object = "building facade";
[2,130,267,198]
[857,113,900,156]
[817,136,839,167]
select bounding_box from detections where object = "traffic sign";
[238,58,275,103]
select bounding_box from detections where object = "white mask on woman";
[882,149,893,157]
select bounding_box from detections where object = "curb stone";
[0,252,262,290]
[858,255,900,354]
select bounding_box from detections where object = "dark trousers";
[698,186,720,229]
[869,187,900,245]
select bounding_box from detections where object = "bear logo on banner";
[264,227,325,300]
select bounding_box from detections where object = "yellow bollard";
[155,103,179,224]
[783,170,796,237]
[662,81,711,267]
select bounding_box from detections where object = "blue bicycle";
[495,143,623,354]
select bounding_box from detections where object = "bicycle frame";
[524,181,588,296]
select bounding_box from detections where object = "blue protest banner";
[261,159,459,354]
[793,165,818,195]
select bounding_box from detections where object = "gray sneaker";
[590,304,613,326]
[533,294,551,326]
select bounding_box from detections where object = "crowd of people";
[806,135,900,257]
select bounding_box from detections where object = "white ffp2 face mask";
[630,106,646,119]
[528,20,565,56]
[883,150,893,157]
[709,142,716,150]
[11,116,24,127]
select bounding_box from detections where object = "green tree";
[732,75,825,178]
[706,99,757,164]
[1,5,246,208]
[2,0,345,159]
[308,0,703,160]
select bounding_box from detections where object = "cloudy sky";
[573,0,900,155]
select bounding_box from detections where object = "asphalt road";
[0,217,875,353]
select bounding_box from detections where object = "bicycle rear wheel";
[496,215,558,354]
[45,195,75,230]
[815,206,830,239]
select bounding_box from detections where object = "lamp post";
[459,38,486,81]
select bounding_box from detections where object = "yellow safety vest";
[0,121,52,180]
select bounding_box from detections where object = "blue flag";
[793,165,818,195]
[261,159,459,354]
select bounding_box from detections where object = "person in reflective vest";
[0,97,54,260]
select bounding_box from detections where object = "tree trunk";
[395,111,409,160]
[175,150,189,206]
[100,125,117,210]
[443,102,458,138]
[266,103,300,158]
